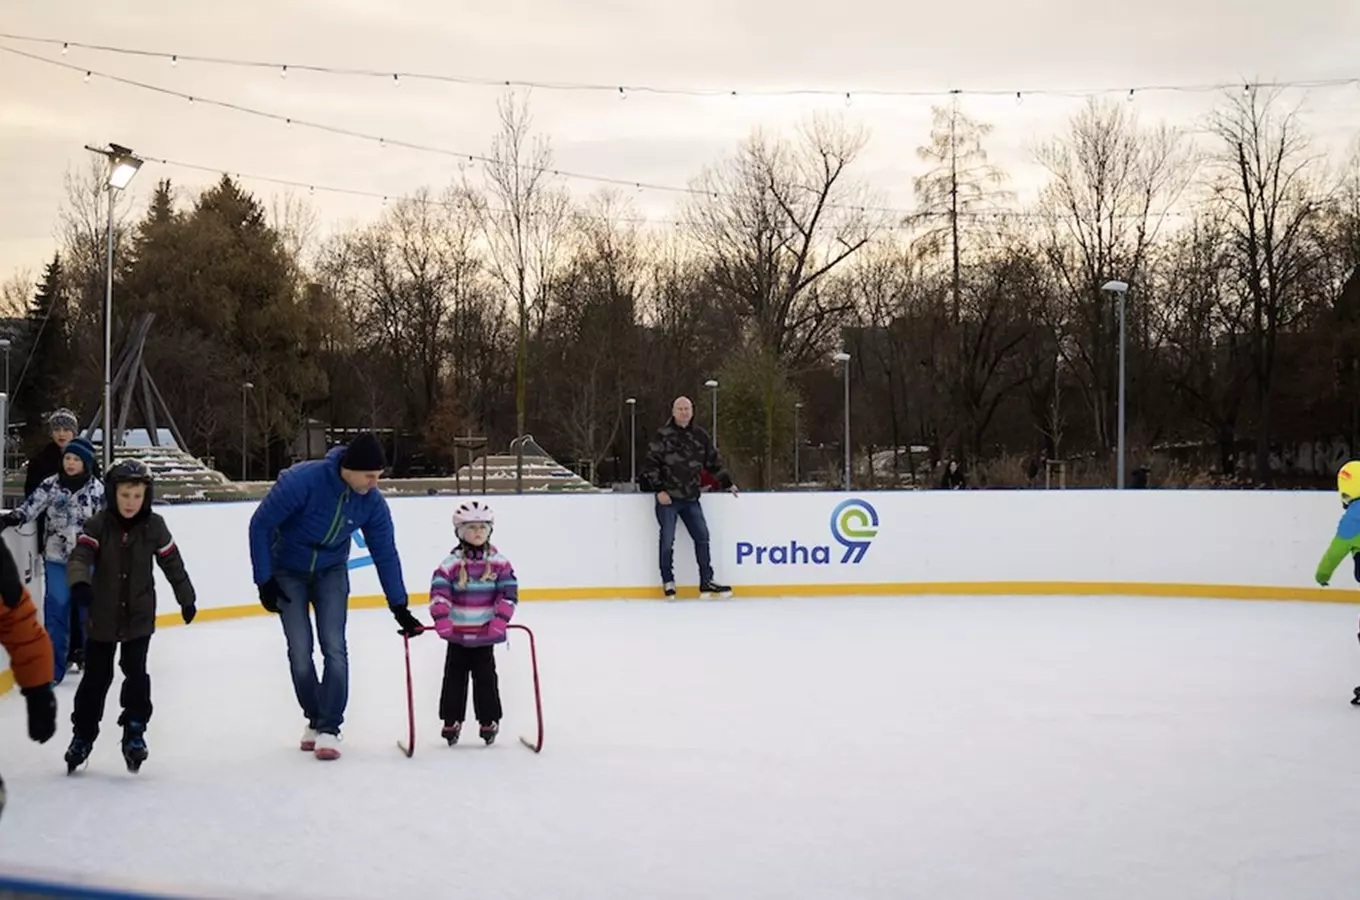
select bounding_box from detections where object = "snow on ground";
[2,594,1360,899]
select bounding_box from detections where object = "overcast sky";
[2,0,1359,280]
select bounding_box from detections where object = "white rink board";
[139,489,1353,614]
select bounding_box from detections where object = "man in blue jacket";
[248,432,424,760]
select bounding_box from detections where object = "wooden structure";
[81,312,188,452]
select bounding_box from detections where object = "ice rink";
[3,593,1360,899]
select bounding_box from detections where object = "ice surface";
[3,594,1360,899]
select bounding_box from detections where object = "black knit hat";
[340,432,387,472]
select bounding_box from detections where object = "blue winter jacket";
[247,446,409,608]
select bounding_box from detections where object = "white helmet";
[453,499,495,529]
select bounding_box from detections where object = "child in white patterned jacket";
[0,437,105,683]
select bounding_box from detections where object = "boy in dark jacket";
[62,458,196,774]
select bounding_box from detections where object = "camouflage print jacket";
[637,419,733,502]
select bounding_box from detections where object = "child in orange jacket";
[0,538,58,823]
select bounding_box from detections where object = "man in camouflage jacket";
[636,396,738,598]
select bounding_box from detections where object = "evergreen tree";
[20,254,68,437]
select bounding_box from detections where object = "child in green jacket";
[1314,460,1360,705]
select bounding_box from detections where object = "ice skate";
[663,581,676,601]
[122,722,148,773]
[65,737,92,774]
[1351,686,1360,706]
[479,721,499,745]
[442,722,462,746]
[699,581,732,599]
[68,648,84,673]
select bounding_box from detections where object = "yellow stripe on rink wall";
[3,579,1354,696]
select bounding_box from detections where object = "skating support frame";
[395,623,544,755]
[397,631,416,757]
[509,624,544,753]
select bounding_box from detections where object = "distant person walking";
[637,396,737,600]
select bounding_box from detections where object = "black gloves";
[21,684,55,743]
[258,578,283,614]
[0,512,20,532]
[69,582,94,611]
[392,605,425,637]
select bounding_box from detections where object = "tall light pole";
[85,143,142,471]
[833,352,851,491]
[241,381,254,481]
[794,401,803,487]
[625,397,637,485]
[1101,280,1130,489]
[0,338,11,398]
[704,379,719,448]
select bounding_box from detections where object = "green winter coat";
[67,510,196,642]
[1315,502,1360,586]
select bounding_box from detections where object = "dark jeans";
[656,498,713,584]
[276,565,350,735]
[440,643,502,725]
[71,636,152,741]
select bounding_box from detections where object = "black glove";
[182,603,197,625]
[21,684,55,743]
[0,512,21,532]
[392,605,425,637]
[258,578,283,614]
[70,581,94,611]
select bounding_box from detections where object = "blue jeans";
[276,565,350,735]
[656,498,713,584]
[44,560,72,683]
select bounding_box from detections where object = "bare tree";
[684,114,881,484]
[540,191,646,473]
[1034,97,1195,455]
[1156,215,1251,474]
[319,185,484,432]
[1206,86,1327,483]
[912,101,1013,324]
[477,90,570,436]
[0,269,35,318]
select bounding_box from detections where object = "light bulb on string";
[61,42,68,54]
[171,55,177,66]
[280,65,287,78]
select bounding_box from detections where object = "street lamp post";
[794,401,803,487]
[833,352,851,491]
[241,382,254,481]
[85,143,143,471]
[626,397,637,485]
[704,379,719,448]
[1101,280,1130,489]
[0,338,11,398]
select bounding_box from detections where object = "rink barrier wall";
[1,488,1355,695]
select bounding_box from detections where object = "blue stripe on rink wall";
[0,866,301,900]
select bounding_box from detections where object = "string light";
[136,152,1194,228]
[3,31,1357,100]
[1,43,927,213]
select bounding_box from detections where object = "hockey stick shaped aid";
[397,631,415,757]
[508,624,544,753]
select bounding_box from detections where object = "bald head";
[672,396,693,427]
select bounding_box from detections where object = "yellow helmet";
[1339,461,1360,504]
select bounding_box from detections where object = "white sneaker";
[314,732,342,760]
[300,726,318,752]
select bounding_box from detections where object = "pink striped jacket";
[428,544,518,646]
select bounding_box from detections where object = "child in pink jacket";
[428,499,519,746]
